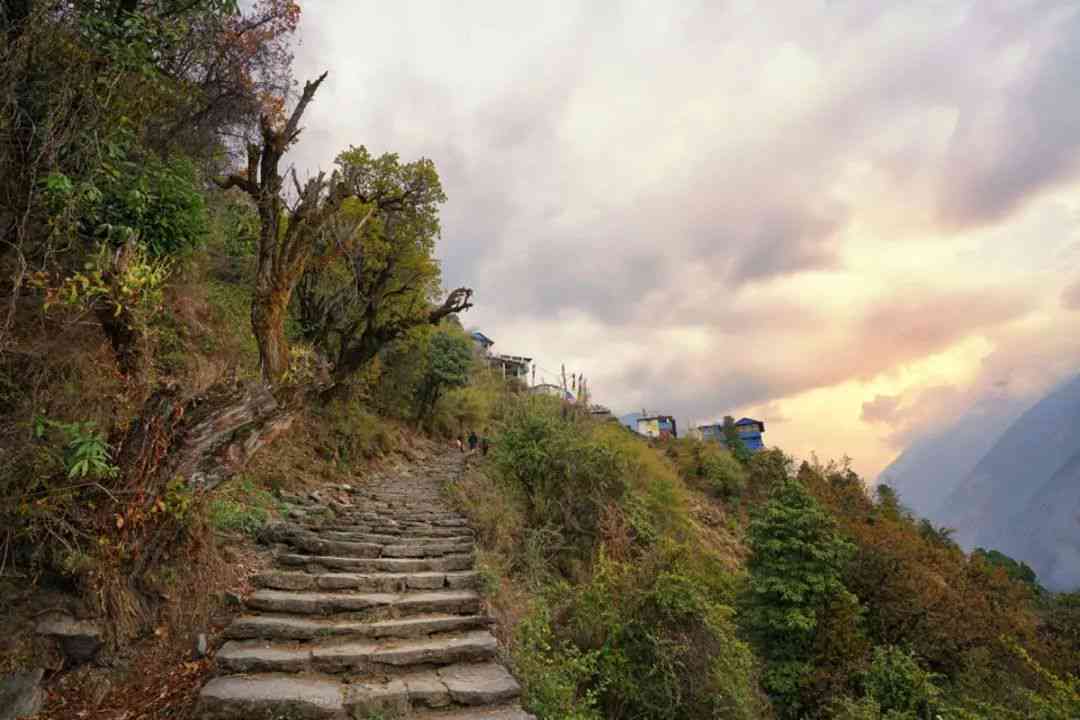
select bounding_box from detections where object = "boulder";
[0,669,44,720]
[36,613,103,664]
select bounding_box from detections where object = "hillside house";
[469,330,532,380]
[470,331,494,354]
[490,353,532,379]
[698,417,766,451]
[637,414,678,439]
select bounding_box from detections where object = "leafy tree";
[874,483,905,522]
[294,145,473,394]
[973,548,1041,591]
[414,328,473,424]
[863,645,940,718]
[218,83,474,387]
[722,415,752,463]
[745,476,855,717]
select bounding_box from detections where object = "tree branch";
[429,287,474,324]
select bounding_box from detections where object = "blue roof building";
[470,331,495,353]
[698,417,766,451]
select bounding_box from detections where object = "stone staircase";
[197,454,532,719]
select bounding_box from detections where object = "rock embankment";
[197,453,532,719]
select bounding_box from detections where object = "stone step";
[253,570,479,593]
[288,535,383,558]
[280,531,472,559]
[226,613,491,641]
[381,541,474,558]
[245,588,482,616]
[339,513,468,524]
[216,630,498,673]
[276,553,475,574]
[198,663,525,719]
[318,523,474,537]
[197,673,346,720]
[317,525,472,539]
[319,530,475,544]
[348,663,522,714]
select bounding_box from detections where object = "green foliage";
[747,448,793,490]
[208,192,260,257]
[671,438,747,500]
[862,645,940,718]
[294,145,448,382]
[973,548,1041,590]
[745,476,856,716]
[515,602,603,720]
[702,446,747,499]
[38,241,171,320]
[874,483,905,522]
[494,397,628,558]
[723,415,753,464]
[569,549,761,720]
[34,417,118,480]
[317,399,397,467]
[1006,640,1080,720]
[207,477,282,535]
[414,327,474,424]
[43,137,208,256]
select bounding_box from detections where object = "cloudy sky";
[289,1,1080,478]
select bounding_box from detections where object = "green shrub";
[701,447,748,499]
[745,476,855,718]
[515,602,603,720]
[566,548,762,720]
[494,397,627,557]
[208,478,281,535]
[33,417,118,480]
[44,136,208,257]
[862,646,940,718]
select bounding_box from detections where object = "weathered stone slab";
[344,678,408,716]
[400,670,450,708]
[439,662,521,705]
[0,669,44,720]
[197,674,345,719]
[227,613,489,641]
[217,640,311,673]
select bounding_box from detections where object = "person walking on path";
[467,430,478,451]
[480,437,490,456]
[455,436,464,453]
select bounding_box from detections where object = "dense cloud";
[287,2,1080,475]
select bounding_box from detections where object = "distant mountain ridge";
[879,393,1027,524]
[882,373,1080,591]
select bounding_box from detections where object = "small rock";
[36,613,103,665]
[257,520,294,544]
[0,668,44,720]
[194,633,209,658]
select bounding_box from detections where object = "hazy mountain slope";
[999,449,1080,590]
[878,394,1027,524]
[937,373,1080,589]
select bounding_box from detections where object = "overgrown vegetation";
[0,0,474,659]
[450,389,1080,720]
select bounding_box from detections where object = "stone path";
[197,452,532,719]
